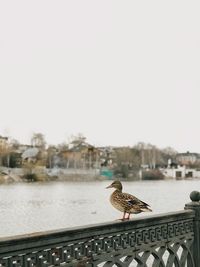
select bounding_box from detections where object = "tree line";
[0,133,178,174]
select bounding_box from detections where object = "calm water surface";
[0,179,198,237]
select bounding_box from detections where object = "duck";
[106,180,152,220]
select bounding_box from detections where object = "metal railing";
[0,191,200,267]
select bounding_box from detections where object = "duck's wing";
[122,192,150,208]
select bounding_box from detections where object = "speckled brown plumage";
[106,180,152,220]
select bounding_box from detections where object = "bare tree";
[31,133,46,148]
[46,145,57,169]
[0,136,9,166]
[69,133,86,146]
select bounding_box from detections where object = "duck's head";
[106,180,122,191]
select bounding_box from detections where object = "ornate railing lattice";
[0,210,195,267]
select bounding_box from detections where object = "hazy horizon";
[1,1,200,152]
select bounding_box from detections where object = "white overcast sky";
[0,1,200,152]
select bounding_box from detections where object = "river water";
[0,179,198,238]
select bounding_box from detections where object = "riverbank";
[0,167,106,183]
[0,166,195,183]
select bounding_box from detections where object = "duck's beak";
[106,184,113,189]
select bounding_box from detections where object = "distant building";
[22,147,40,163]
[59,141,101,169]
[176,152,200,166]
[161,165,200,179]
[97,146,115,167]
[161,155,200,179]
[17,144,33,154]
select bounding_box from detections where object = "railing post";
[185,191,200,266]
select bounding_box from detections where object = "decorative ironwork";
[0,210,195,267]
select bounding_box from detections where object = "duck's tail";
[141,207,152,212]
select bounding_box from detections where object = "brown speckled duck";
[106,180,152,220]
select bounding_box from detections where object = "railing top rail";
[0,209,194,242]
[0,209,194,255]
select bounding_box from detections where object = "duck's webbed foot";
[122,218,130,221]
